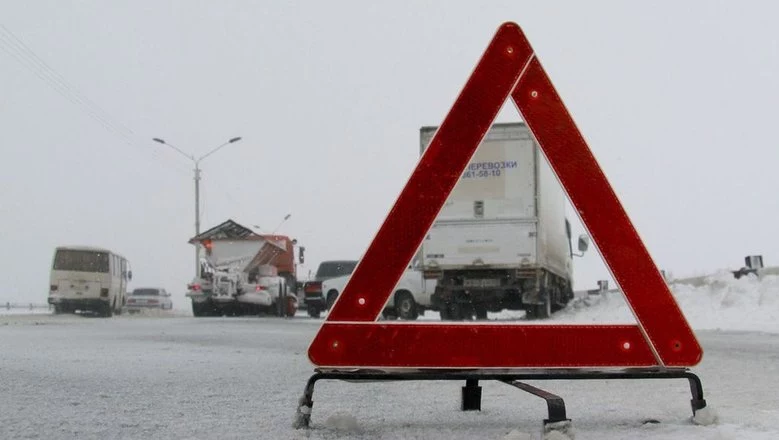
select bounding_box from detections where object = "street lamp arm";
[151,135,241,279]
[153,138,195,162]
[271,213,292,234]
[197,137,242,164]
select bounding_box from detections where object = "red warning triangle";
[308,22,703,369]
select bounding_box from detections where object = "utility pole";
[153,136,242,277]
[194,165,201,272]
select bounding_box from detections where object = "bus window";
[53,249,110,273]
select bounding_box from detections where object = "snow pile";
[672,272,779,332]
[552,272,779,333]
[324,414,360,432]
[691,406,719,426]
[542,421,575,440]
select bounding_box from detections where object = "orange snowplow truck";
[185,219,303,317]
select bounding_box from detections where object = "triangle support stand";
[293,368,708,431]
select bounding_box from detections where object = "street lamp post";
[153,136,242,277]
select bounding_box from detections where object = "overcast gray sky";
[1,1,778,306]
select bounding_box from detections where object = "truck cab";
[303,260,358,318]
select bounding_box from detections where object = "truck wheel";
[192,301,207,317]
[286,296,298,317]
[102,303,113,318]
[395,291,418,320]
[443,302,468,321]
[474,304,488,320]
[307,306,321,318]
[552,285,574,312]
[534,294,552,320]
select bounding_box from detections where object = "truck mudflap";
[521,287,542,306]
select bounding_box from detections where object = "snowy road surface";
[1,313,778,440]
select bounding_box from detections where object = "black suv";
[303,260,358,318]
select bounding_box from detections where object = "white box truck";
[420,122,589,320]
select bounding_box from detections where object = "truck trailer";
[420,122,588,320]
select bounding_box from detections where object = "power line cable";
[0,25,190,174]
[0,23,249,212]
[0,24,136,140]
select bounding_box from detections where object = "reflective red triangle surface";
[308,22,703,369]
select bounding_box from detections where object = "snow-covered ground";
[1,273,779,439]
[0,307,53,316]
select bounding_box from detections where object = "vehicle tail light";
[148,299,159,304]
[50,285,58,291]
[304,282,321,293]
[255,285,267,292]
[100,288,109,297]
[189,283,201,291]
[127,298,136,304]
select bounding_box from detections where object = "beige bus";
[47,246,131,317]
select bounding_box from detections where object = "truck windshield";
[316,261,358,279]
[53,250,110,273]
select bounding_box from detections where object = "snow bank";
[485,272,779,334]
[550,272,779,333]
[672,272,779,333]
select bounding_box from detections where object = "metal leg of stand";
[293,373,321,429]
[683,372,708,415]
[502,380,569,425]
[461,379,482,411]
